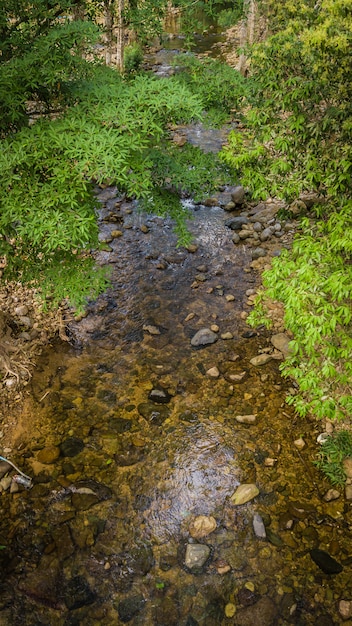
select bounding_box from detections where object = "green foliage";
[224,0,352,420]
[124,43,144,74]
[172,53,247,125]
[314,430,352,486]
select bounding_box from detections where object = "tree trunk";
[116,0,125,72]
[104,2,114,65]
[237,0,256,75]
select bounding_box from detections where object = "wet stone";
[189,515,217,539]
[0,461,12,479]
[148,386,172,404]
[71,492,100,510]
[230,483,259,505]
[116,594,145,623]
[253,513,266,539]
[235,596,277,626]
[184,543,211,572]
[60,437,84,458]
[310,548,343,574]
[37,445,61,464]
[137,401,170,425]
[115,443,145,466]
[225,216,249,230]
[108,417,132,433]
[63,575,96,610]
[97,388,117,404]
[191,328,218,347]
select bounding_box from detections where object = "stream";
[0,30,351,626]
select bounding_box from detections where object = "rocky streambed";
[0,182,352,625]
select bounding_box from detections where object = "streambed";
[0,184,351,625]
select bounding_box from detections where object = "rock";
[323,489,340,502]
[338,600,352,621]
[63,575,96,610]
[232,233,240,244]
[270,333,292,358]
[117,595,145,623]
[189,515,217,539]
[37,445,61,464]
[259,227,273,242]
[235,415,257,425]
[251,247,266,260]
[137,401,170,425]
[310,548,343,574]
[206,367,220,378]
[231,186,246,204]
[184,543,211,572]
[235,596,277,625]
[343,457,352,478]
[0,461,12,479]
[220,332,234,340]
[71,493,100,510]
[19,556,63,610]
[230,484,259,505]
[225,603,236,618]
[225,216,249,231]
[148,387,172,404]
[250,354,272,366]
[293,437,305,450]
[60,437,84,458]
[191,328,218,347]
[0,476,13,491]
[253,513,266,538]
[14,305,29,317]
[345,485,352,500]
[143,324,160,335]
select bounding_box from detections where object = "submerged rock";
[189,515,217,539]
[60,437,84,458]
[310,548,343,574]
[63,575,96,610]
[191,328,218,347]
[184,543,211,572]
[116,594,145,623]
[230,484,259,505]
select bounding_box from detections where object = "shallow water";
[0,193,351,625]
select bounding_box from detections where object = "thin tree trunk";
[104,2,114,65]
[116,0,125,72]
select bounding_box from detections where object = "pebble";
[235,415,257,424]
[189,515,217,539]
[37,445,61,464]
[225,603,236,618]
[338,600,352,620]
[253,513,266,538]
[220,332,233,340]
[230,483,259,505]
[184,543,210,571]
[293,438,305,450]
[250,354,272,366]
[323,489,340,502]
[206,367,220,378]
[191,328,218,347]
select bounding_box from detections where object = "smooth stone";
[235,415,257,425]
[235,596,277,626]
[0,461,12,479]
[339,600,352,620]
[148,387,172,404]
[225,603,236,618]
[310,548,343,574]
[137,402,170,425]
[345,485,352,500]
[253,513,266,538]
[60,437,84,458]
[184,544,210,571]
[63,575,96,610]
[251,247,266,260]
[270,333,292,358]
[0,476,13,491]
[206,367,220,378]
[117,595,145,623]
[189,515,217,539]
[191,328,218,347]
[220,332,234,340]
[225,216,249,230]
[323,489,340,502]
[230,484,259,505]
[37,445,61,464]
[250,354,272,366]
[343,457,352,478]
[231,185,246,204]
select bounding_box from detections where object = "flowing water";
[0,36,351,626]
